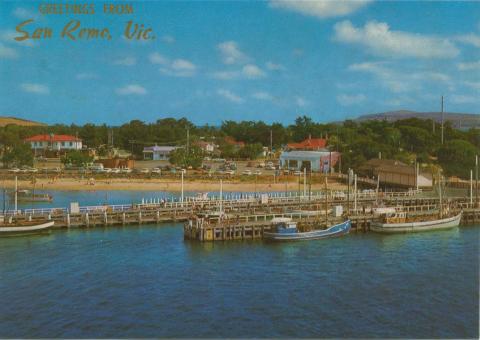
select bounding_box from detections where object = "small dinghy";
[263,218,351,241]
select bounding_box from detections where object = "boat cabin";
[271,218,298,233]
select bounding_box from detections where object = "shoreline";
[2,178,347,192]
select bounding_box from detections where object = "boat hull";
[0,221,54,237]
[370,212,462,233]
[264,220,351,241]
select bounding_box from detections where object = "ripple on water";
[0,224,478,338]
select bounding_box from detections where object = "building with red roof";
[287,136,327,151]
[25,134,83,152]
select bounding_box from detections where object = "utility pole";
[270,129,273,159]
[441,95,444,145]
[186,128,190,156]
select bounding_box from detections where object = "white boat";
[370,211,462,233]
[264,218,351,241]
[0,220,54,237]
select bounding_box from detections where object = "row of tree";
[1,116,479,178]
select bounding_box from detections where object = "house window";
[70,142,73,147]
[62,142,65,147]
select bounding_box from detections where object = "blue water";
[0,224,478,338]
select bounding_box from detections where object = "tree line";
[0,116,479,178]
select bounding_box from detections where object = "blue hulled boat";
[263,218,351,241]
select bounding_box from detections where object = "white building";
[25,134,83,152]
[143,145,179,160]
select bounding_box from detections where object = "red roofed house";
[224,137,245,148]
[25,134,83,153]
[287,136,327,151]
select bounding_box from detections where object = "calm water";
[0,223,478,338]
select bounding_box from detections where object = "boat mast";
[438,172,443,218]
[2,179,6,215]
[325,176,328,226]
[219,179,223,216]
[14,176,18,215]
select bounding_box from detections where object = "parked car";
[111,168,121,174]
[293,170,302,176]
[151,168,161,174]
[224,170,235,175]
[254,170,262,175]
[242,169,252,176]
[265,165,276,170]
[8,168,20,173]
[121,167,132,173]
[140,168,150,174]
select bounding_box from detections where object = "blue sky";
[0,0,479,125]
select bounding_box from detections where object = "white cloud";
[20,83,49,95]
[252,91,274,101]
[76,73,98,80]
[217,41,249,65]
[0,42,17,58]
[160,58,197,77]
[464,81,480,91]
[116,84,147,95]
[0,30,34,47]
[212,71,239,80]
[217,89,244,103]
[149,52,169,65]
[457,60,480,71]
[455,33,480,48]
[337,93,366,106]
[451,94,478,104]
[348,62,452,93]
[242,64,266,79]
[212,64,266,80]
[334,20,459,59]
[161,35,175,43]
[266,61,286,71]
[113,57,136,66]
[270,0,371,19]
[12,7,39,20]
[295,96,308,107]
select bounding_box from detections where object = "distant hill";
[0,116,46,127]
[356,110,479,129]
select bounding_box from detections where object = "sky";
[0,0,479,126]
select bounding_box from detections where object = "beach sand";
[3,177,347,192]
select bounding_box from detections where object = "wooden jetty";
[1,190,479,239]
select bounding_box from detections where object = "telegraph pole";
[441,95,444,145]
[186,128,190,156]
[270,129,273,159]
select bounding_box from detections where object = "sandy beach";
[3,177,347,192]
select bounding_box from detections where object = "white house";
[25,134,83,152]
[143,145,179,160]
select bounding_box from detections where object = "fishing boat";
[370,211,461,233]
[0,218,54,237]
[9,189,53,202]
[263,218,351,241]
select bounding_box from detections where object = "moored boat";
[0,219,54,237]
[9,189,53,202]
[370,211,462,233]
[263,218,351,241]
